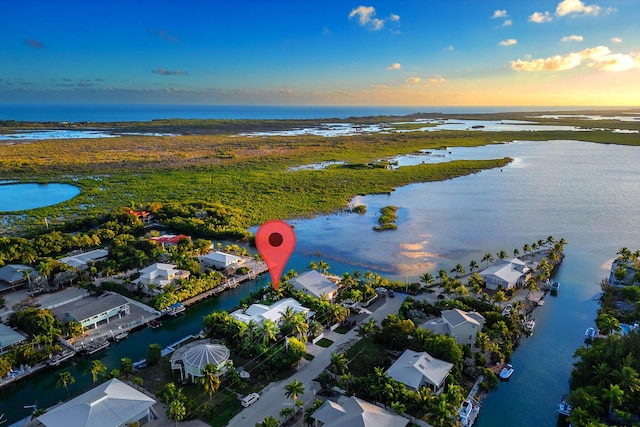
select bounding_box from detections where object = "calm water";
[0,104,595,123]
[2,139,639,426]
[0,183,80,212]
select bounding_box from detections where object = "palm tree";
[513,248,520,258]
[168,399,186,427]
[284,379,304,407]
[614,365,640,394]
[317,260,330,275]
[591,362,611,387]
[437,269,448,284]
[260,319,280,347]
[419,272,434,289]
[329,352,348,381]
[450,263,465,278]
[469,260,478,273]
[279,407,295,422]
[602,383,624,416]
[256,416,279,427]
[57,371,75,399]
[493,290,506,308]
[90,359,107,384]
[523,244,532,257]
[496,250,508,260]
[481,252,494,268]
[199,363,221,404]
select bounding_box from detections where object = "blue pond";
[0,183,80,212]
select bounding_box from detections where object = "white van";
[241,392,260,407]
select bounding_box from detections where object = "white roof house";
[59,249,109,270]
[170,341,230,383]
[230,298,312,325]
[479,258,530,291]
[288,270,339,300]
[0,324,26,354]
[312,396,408,427]
[53,293,130,330]
[133,263,190,293]
[424,309,486,346]
[199,251,244,269]
[386,349,453,393]
[37,378,156,427]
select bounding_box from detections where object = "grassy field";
[1,111,638,233]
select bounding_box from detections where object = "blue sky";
[1,0,638,106]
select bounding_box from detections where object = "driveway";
[225,293,406,427]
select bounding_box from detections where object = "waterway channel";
[2,139,640,426]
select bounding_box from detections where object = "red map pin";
[255,220,296,290]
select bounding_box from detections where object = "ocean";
[0,103,593,123]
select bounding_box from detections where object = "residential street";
[225,293,407,427]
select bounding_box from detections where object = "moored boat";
[114,331,129,341]
[557,394,572,416]
[147,319,162,329]
[164,302,185,316]
[499,363,514,380]
[83,338,109,355]
[458,398,481,426]
[585,327,597,341]
[524,319,535,334]
[47,349,76,366]
[549,281,560,293]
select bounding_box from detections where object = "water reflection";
[0,183,80,212]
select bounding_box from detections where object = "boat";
[83,338,109,355]
[499,363,515,380]
[47,349,76,366]
[585,327,598,341]
[524,319,536,334]
[147,319,162,329]
[549,281,560,293]
[458,398,481,426]
[164,302,185,316]
[114,331,129,341]
[557,394,572,416]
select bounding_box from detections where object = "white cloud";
[389,13,400,22]
[406,77,421,84]
[499,39,518,46]
[510,45,640,72]
[428,75,446,84]
[561,35,584,42]
[529,11,553,23]
[556,0,601,16]
[349,5,384,30]
[611,37,622,43]
[386,63,401,70]
[322,26,331,36]
[447,45,454,51]
[491,10,508,19]
[503,19,512,27]
[370,84,389,89]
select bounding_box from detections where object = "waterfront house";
[386,349,453,393]
[199,251,244,270]
[0,324,26,354]
[37,378,156,427]
[0,264,39,292]
[53,293,130,330]
[133,263,190,294]
[169,341,230,383]
[423,308,485,346]
[288,270,339,300]
[150,233,191,249]
[58,248,108,270]
[479,257,530,290]
[230,297,312,325]
[312,395,409,427]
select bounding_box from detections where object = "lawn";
[344,337,390,377]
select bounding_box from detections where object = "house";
[127,209,154,225]
[479,257,531,290]
[288,270,339,300]
[0,323,26,354]
[0,264,39,291]
[58,248,109,270]
[150,233,191,249]
[423,308,485,346]
[199,251,244,270]
[169,341,230,383]
[53,293,130,330]
[230,298,312,325]
[312,396,408,427]
[133,263,190,294]
[37,378,156,427]
[386,349,453,393]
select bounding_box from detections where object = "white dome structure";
[170,341,230,383]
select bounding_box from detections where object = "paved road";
[226,293,406,427]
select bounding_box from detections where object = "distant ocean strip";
[0,104,588,123]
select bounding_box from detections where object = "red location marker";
[255,220,296,290]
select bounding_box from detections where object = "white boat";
[458,399,481,426]
[557,394,572,416]
[585,327,597,341]
[550,281,560,293]
[499,363,514,380]
[83,338,109,355]
[114,331,129,341]
[524,319,535,334]
[164,302,185,316]
[47,349,76,366]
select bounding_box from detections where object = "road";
[226,293,406,427]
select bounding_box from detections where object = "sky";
[1,0,639,106]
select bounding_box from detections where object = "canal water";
[2,139,640,426]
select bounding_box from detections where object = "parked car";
[388,290,395,298]
[241,392,260,407]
